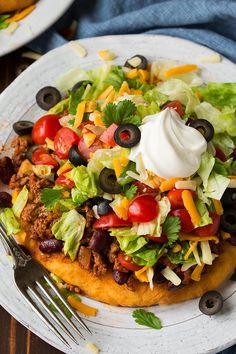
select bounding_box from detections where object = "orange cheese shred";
[118,81,130,96]
[160,177,182,192]
[212,199,224,215]
[126,69,138,79]
[184,241,198,261]
[164,64,198,78]
[180,233,219,243]
[6,5,36,23]
[138,69,150,82]
[67,296,97,316]
[182,190,201,227]
[191,262,205,282]
[85,101,97,113]
[98,85,114,100]
[74,101,86,128]
[93,110,104,126]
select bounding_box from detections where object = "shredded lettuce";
[12,186,28,219]
[157,78,200,113]
[136,101,160,119]
[48,98,69,114]
[0,208,21,235]
[67,166,99,206]
[104,66,125,91]
[109,228,147,254]
[87,64,112,99]
[195,199,212,227]
[132,244,164,266]
[197,152,215,189]
[212,133,235,157]
[204,172,230,200]
[56,66,89,92]
[52,210,86,261]
[143,87,168,106]
[196,82,236,109]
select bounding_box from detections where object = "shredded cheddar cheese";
[182,190,201,227]
[12,190,19,204]
[118,81,130,96]
[83,132,97,147]
[45,137,55,151]
[93,110,104,126]
[221,231,231,240]
[212,199,224,215]
[6,5,36,23]
[98,85,114,100]
[184,241,198,261]
[180,233,219,243]
[74,101,86,128]
[67,296,97,316]
[164,64,198,78]
[85,101,97,113]
[138,69,150,82]
[160,177,182,192]
[57,161,73,176]
[191,262,205,281]
[125,69,138,79]
[98,50,116,61]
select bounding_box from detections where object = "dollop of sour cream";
[129,108,207,179]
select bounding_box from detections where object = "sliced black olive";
[114,124,141,148]
[124,55,148,70]
[36,86,62,110]
[71,80,93,93]
[68,145,87,167]
[13,121,34,136]
[199,291,223,315]
[189,119,214,142]
[221,189,236,209]
[97,199,113,216]
[220,209,236,233]
[99,168,121,194]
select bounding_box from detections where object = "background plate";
[0,34,236,354]
[0,0,74,57]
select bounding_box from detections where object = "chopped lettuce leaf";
[213,133,235,157]
[118,161,137,186]
[213,158,233,176]
[197,83,236,109]
[132,244,163,266]
[104,66,125,91]
[68,83,89,115]
[122,184,138,200]
[195,102,236,136]
[162,216,180,246]
[143,87,168,106]
[157,78,200,113]
[0,208,21,235]
[12,186,28,218]
[67,166,99,206]
[204,172,230,200]
[197,151,215,189]
[136,101,160,119]
[196,185,211,205]
[167,242,195,264]
[48,98,69,114]
[87,64,112,99]
[56,66,89,92]
[109,228,147,254]
[127,78,154,93]
[195,199,212,227]
[52,210,86,261]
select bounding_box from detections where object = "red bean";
[39,239,63,253]
[0,192,12,207]
[228,235,236,246]
[0,157,15,185]
[112,270,130,285]
[89,230,112,254]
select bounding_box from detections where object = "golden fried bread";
[0,0,36,14]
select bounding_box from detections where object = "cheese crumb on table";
[85,342,100,354]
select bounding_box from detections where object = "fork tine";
[36,279,85,339]
[27,284,80,344]
[0,224,29,260]
[44,273,92,334]
[18,285,71,348]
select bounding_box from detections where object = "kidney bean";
[39,239,63,253]
[89,230,112,254]
[0,192,12,207]
[0,157,15,185]
[112,269,130,285]
[228,235,236,246]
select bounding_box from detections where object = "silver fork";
[0,222,92,348]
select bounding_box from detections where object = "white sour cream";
[129,108,207,179]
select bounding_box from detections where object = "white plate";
[0,0,74,57]
[0,35,236,354]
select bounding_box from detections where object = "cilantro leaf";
[162,216,181,246]
[123,184,138,200]
[103,100,140,127]
[132,309,162,330]
[68,81,91,115]
[41,188,63,209]
[104,66,125,91]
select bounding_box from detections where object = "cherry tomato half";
[99,123,118,147]
[78,136,103,160]
[194,212,220,236]
[32,114,61,145]
[167,189,195,210]
[146,234,168,243]
[162,100,184,117]
[133,181,159,195]
[93,212,131,229]
[55,169,75,189]
[128,195,159,223]
[54,127,79,160]
[31,147,58,167]
[118,253,142,271]
[170,208,195,233]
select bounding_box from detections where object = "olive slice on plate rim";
[36,86,62,110]
[99,167,121,194]
[114,124,141,148]
[124,55,148,70]
[189,119,214,142]
[71,80,93,93]
[13,120,34,136]
[199,290,223,315]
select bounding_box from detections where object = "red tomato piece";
[146,234,168,243]
[93,212,131,229]
[99,123,118,147]
[55,169,75,189]
[78,137,103,160]
[167,189,195,210]
[215,147,227,162]
[194,212,220,236]
[170,208,195,233]
[133,181,159,195]
[32,114,61,145]
[128,195,159,223]
[31,147,58,167]
[118,253,142,271]
[162,100,184,117]
[54,127,79,159]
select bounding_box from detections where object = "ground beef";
[126,275,137,292]
[64,284,81,294]
[11,135,32,167]
[113,256,129,273]
[91,251,108,275]
[159,256,176,270]
[78,202,95,228]
[108,242,120,263]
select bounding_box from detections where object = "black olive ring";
[114,124,141,148]
[189,119,214,142]
[36,86,62,111]
[13,120,34,136]
[99,168,121,194]
[220,208,236,234]
[199,291,223,315]
[124,55,148,70]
